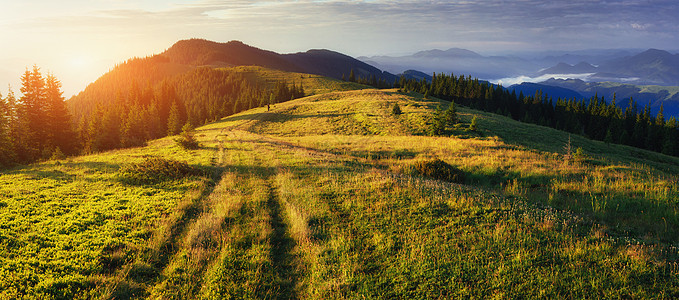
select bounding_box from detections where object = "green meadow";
[1,85,678,298]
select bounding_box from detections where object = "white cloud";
[492,73,595,87]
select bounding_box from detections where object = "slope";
[2,88,678,299]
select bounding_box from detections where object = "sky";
[1,0,678,98]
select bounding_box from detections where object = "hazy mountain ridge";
[358,49,537,80]
[362,47,679,87]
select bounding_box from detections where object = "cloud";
[492,73,595,87]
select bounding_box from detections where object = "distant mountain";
[508,82,583,100]
[536,49,639,66]
[162,39,396,83]
[591,49,679,85]
[399,70,432,82]
[538,49,679,86]
[539,62,597,75]
[358,48,537,80]
[412,48,483,59]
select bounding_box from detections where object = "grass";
[227,65,369,96]
[1,82,679,298]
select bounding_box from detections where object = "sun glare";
[68,55,91,69]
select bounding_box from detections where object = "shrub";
[392,103,402,115]
[117,157,201,185]
[174,123,200,150]
[412,159,465,183]
[469,116,478,131]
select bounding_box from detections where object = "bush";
[117,157,201,185]
[469,116,478,131]
[174,123,200,150]
[412,159,465,183]
[392,103,402,115]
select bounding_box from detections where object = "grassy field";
[227,66,369,96]
[1,86,678,298]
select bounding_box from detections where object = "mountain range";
[360,47,679,86]
[69,39,679,118]
[162,39,397,83]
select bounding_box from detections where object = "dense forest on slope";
[72,59,305,154]
[395,73,679,157]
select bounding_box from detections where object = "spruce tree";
[167,102,182,136]
[44,73,76,155]
[18,66,47,160]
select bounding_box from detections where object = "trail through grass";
[1,87,678,298]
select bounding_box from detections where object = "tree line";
[0,66,76,167]
[395,73,679,157]
[0,60,305,168]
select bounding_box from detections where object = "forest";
[1,60,678,170]
[0,58,305,168]
[391,73,679,157]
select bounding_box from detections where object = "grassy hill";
[2,87,678,298]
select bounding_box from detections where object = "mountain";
[69,39,395,116]
[539,49,679,86]
[399,69,433,81]
[161,39,396,83]
[282,49,397,83]
[509,82,583,100]
[536,49,640,66]
[539,62,597,75]
[358,48,537,80]
[591,49,679,85]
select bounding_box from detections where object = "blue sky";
[1,0,677,97]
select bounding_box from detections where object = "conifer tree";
[18,66,47,160]
[167,101,182,136]
[0,92,15,167]
[44,73,76,155]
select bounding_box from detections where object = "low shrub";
[175,123,201,150]
[411,159,465,183]
[117,157,201,185]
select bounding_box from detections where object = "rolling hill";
[4,72,679,298]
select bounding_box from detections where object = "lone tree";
[392,102,402,115]
[469,116,478,131]
[443,102,457,126]
[175,122,200,150]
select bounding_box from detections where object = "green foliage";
[174,123,200,150]
[469,115,478,131]
[411,158,465,183]
[391,102,402,115]
[573,147,586,161]
[117,157,201,185]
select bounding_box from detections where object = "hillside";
[3,87,679,298]
[68,39,392,121]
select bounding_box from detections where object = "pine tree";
[469,116,478,131]
[348,69,356,82]
[167,101,182,136]
[443,102,457,126]
[18,66,47,160]
[392,103,402,115]
[0,92,15,167]
[44,73,76,155]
